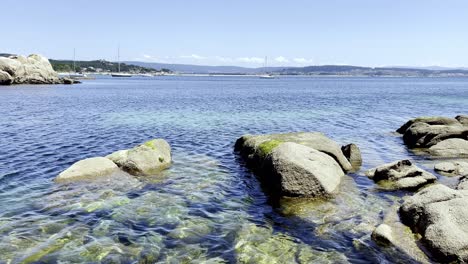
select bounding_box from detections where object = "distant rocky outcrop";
[0,54,79,85]
[234,132,361,198]
[399,184,468,262]
[366,160,437,190]
[55,139,171,182]
[396,115,468,157]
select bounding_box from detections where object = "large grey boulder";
[397,115,468,158]
[235,132,360,198]
[107,139,171,176]
[270,142,344,197]
[366,160,436,190]
[0,54,61,85]
[429,138,468,157]
[55,157,120,182]
[399,184,468,262]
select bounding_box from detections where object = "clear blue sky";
[2,0,468,67]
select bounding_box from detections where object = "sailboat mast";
[118,45,120,73]
[73,48,76,73]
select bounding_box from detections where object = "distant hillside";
[276,65,468,77]
[126,61,468,77]
[125,61,288,74]
[49,59,169,73]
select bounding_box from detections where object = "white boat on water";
[136,73,153,77]
[69,72,87,78]
[67,48,88,79]
[259,74,275,79]
[111,73,132,77]
[258,56,276,79]
[112,45,132,78]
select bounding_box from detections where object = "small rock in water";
[371,224,393,246]
[55,138,172,183]
[107,139,171,176]
[434,160,468,176]
[55,157,120,182]
[366,160,436,190]
[341,143,362,172]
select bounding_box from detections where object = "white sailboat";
[112,45,132,77]
[259,56,275,79]
[69,48,87,78]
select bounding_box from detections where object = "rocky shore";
[48,115,468,263]
[0,54,80,85]
[231,115,468,263]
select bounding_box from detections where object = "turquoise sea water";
[1,76,467,263]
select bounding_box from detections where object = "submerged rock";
[366,160,436,190]
[55,157,120,182]
[235,132,361,198]
[0,54,62,85]
[396,115,468,157]
[399,184,468,262]
[107,139,171,176]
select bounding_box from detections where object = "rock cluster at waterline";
[234,132,361,198]
[366,160,437,190]
[0,54,80,85]
[56,139,171,182]
[397,115,468,157]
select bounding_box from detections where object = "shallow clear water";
[0,76,467,263]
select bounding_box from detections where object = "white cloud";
[179,54,206,60]
[274,56,289,63]
[236,57,264,64]
[293,58,313,64]
[214,56,233,62]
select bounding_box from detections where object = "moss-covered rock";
[107,139,172,176]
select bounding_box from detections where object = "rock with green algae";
[54,138,171,183]
[235,223,348,264]
[107,139,172,176]
[235,132,361,198]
